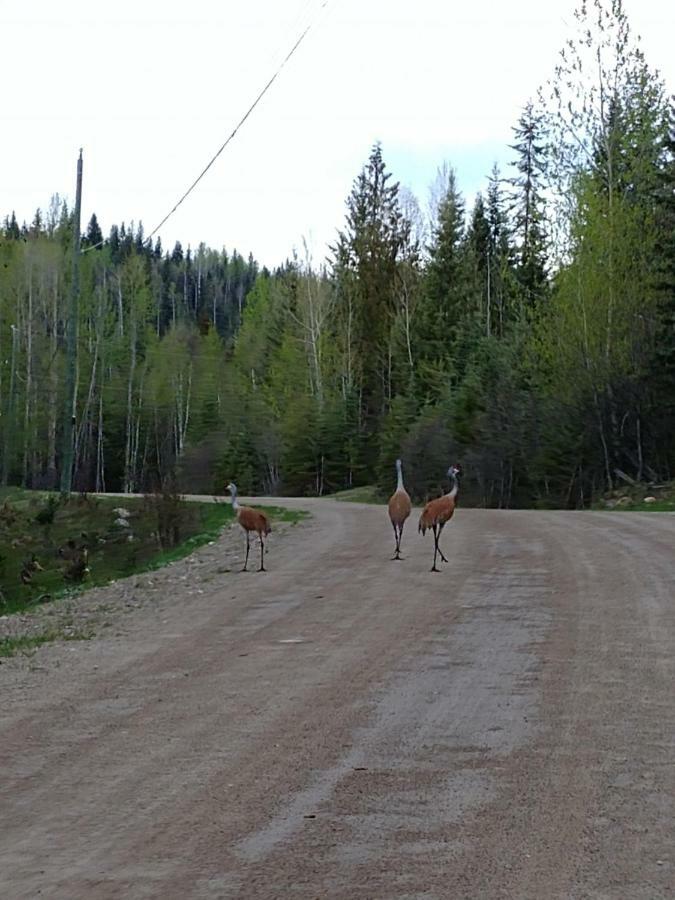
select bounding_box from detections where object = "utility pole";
[60,149,83,494]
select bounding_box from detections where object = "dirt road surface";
[1,498,674,899]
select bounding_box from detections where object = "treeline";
[0,203,258,492]
[1,0,674,506]
[217,1,675,506]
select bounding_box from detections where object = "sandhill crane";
[388,458,411,560]
[226,482,272,572]
[418,464,461,572]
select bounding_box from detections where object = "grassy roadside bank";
[594,480,675,512]
[0,490,305,620]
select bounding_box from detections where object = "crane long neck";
[230,486,240,510]
[447,473,459,500]
[396,461,404,491]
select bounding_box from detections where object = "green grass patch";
[0,492,307,616]
[0,491,236,615]
[0,632,58,658]
[329,485,383,504]
[140,504,306,574]
[0,629,92,658]
[605,499,675,513]
[594,480,675,513]
[258,506,309,524]
[121,499,238,575]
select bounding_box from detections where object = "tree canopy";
[1,0,673,506]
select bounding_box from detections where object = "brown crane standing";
[418,464,461,572]
[387,458,411,560]
[226,482,272,572]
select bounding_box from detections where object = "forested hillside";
[1,0,673,506]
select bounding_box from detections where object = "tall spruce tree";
[647,95,675,473]
[485,165,518,336]
[411,166,465,402]
[331,143,410,472]
[85,213,104,249]
[509,101,548,305]
[463,194,491,332]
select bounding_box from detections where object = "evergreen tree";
[30,209,43,236]
[647,96,675,473]
[85,213,104,249]
[463,194,491,333]
[332,142,410,438]
[5,211,21,240]
[411,166,465,402]
[109,224,121,263]
[509,101,548,305]
[485,165,518,336]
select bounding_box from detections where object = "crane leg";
[242,531,250,572]
[438,523,449,563]
[438,525,447,562]
[391,523,402,560]
[258,535,266,572]
[431,525,440,572]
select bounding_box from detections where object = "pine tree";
[647,95,675,472]
[509,101,548,305]
[331,142,410,438]
[411,166,465,402]
[485,165,518,336]
[109,224,121,263]
[85,213,104,249]
[30,209,43,236]
[5,211,21,240]
[463,194,491,331]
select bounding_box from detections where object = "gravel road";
[1,498,674,899]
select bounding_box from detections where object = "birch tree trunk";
[21,268,34,485]
[124,320,137,493]
[46,269,59,488]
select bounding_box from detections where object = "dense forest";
[1,0,673,507]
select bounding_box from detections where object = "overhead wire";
[82,0,331,254]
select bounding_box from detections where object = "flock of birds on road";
[226,461,461,573]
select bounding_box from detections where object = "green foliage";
[35,494,60,526]
[399,402,457,502]
[375,393,418,496]
[1,0,673,508]
[331,142,418,467]
[331,485,381,503]
[509,101,549,305]
[0,631,64,658]
[214,429,262,495]
[412,167,465,403]
[0,491,235,614]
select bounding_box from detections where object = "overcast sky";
[2,0,674,267]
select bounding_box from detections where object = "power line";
[83,0,330,254]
